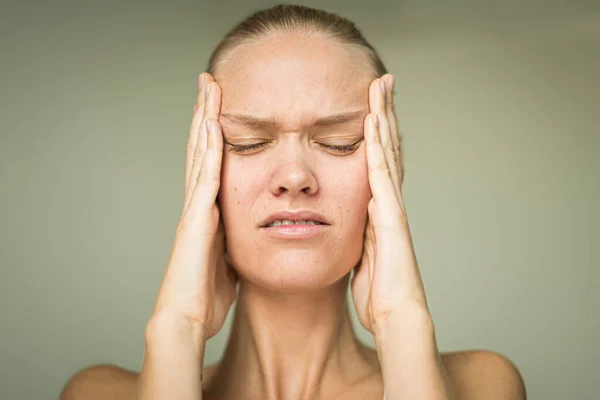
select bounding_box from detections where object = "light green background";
[1,1,598,399]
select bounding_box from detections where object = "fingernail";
[206,82,211,98]
[205,120,211,133]
[387,75,395,92]
[372,114,379,128]
[379,79,386,96]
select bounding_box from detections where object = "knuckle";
[389,148,400,165]
[384,141,395,154]
[394,143,402,156]
[373,160,389,173]
[192,153,204,164]
[201,177,221,193]
[186,142,196,155]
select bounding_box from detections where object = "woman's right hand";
[149,72,238,344]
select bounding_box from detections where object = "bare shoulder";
[441,350,526,400]
[59,364,139,400]
[57,353,524,400]
[58,363,221,400]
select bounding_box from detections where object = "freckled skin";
[215,33,374,291]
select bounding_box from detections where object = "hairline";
[209,29,380,80]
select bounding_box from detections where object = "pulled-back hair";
[206,4,388,77]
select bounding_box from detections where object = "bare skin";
[59,350,525,399]
[60,32,526,400]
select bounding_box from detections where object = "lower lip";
[260,223,328,239]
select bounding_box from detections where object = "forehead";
[214,33,373,128]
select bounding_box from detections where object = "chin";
[228,247,355,293]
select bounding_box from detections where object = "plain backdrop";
[1,0,598,399]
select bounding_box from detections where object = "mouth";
[260,219,329,239]
[263,220,326,228]
[260,210,330,228]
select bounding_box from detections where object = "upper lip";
[260,210,330,227]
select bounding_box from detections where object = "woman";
[61,5,526,400]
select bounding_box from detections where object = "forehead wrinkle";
[216,35,374,134]
[221,109,368,131]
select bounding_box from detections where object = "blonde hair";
[206,4,388,77]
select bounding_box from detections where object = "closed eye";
[226,142,269,153]
[318,139,362,154]
[225,139,363,154]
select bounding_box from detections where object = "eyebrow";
[220,109,367,130]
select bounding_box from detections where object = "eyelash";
[227,141,361,154]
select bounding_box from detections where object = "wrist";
[145,311,207,354]
[138,311,206,400]
[373,304,435,343]
[372,306,451,400]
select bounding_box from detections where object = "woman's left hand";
[351,74,431,335]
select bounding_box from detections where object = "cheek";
[218,156,265,221]
[319,157,371,244]
[329,152,371,211]
[218,151,371,226]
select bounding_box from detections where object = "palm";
[351,74,427,334]
[204,215,238,339]
[350,206,377,333]
[154,73,238,341]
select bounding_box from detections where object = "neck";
[208,274,378,400]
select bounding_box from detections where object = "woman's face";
[216,33,374,292]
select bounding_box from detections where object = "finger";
[185,73,215,198]
[365,208,376,283]
[369,78,401,202]
[382,74,404,188]
[216,239,238,302]
[186,73,207,190]
[365,113,403,226]
[187,119,224,214]
[197,79,222,164]
[192,81,221,188]
[203,80,222,122]
[185,80,221,211]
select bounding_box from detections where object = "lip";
[259,210,330,240]
[260,222,328,240]
[259,210,330,228]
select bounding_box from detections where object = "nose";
[268,145,318,197]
